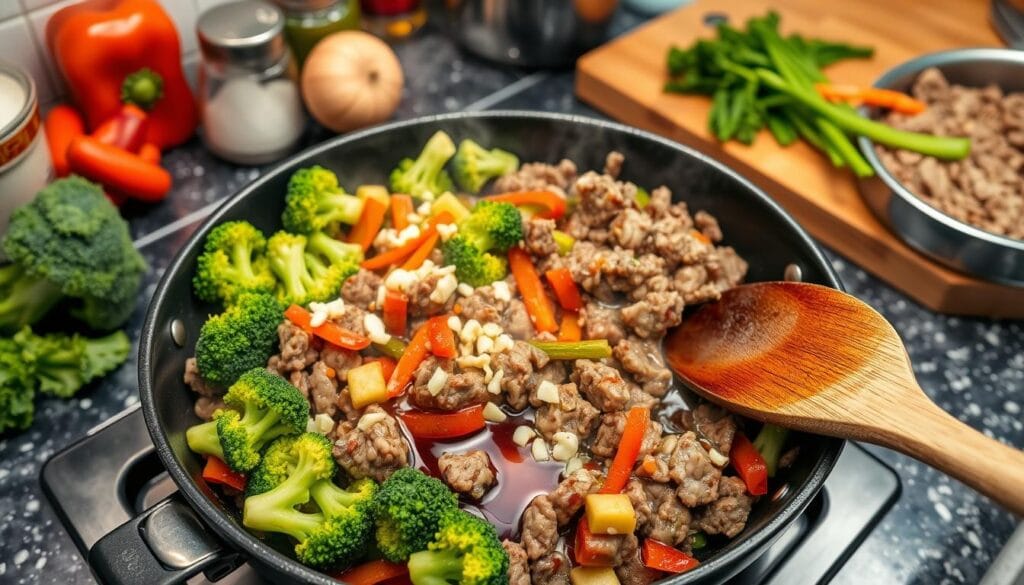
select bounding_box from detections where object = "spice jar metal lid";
[272,0,340,12]
[198,0,288,70]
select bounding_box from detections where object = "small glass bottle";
[360,0,426,40]
[197,0,306,165]
[273,0,361,65]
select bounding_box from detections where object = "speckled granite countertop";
[1,9,1021,585]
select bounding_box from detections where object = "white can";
[0,62,53,246]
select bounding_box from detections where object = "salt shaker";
[197,0,306,165]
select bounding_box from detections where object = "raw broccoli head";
[194,292,283,387]
[371,467,459,563]
[282,166,364,235]
[407,508,509,585]
[243,433,377,569]
[458,201,523,253]
[0,334,37,434]
[31,329,130,398]
[0,177,147,332]
[216,368,309,472]
[389,131,456,199]
[441,236,508,288]
[193,221,276,304]
[451,139,519,194]
[266,232,348,307]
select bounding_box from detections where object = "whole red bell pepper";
[46,0,197,149]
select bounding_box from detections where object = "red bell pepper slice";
[382,290,409,337]
[390,194,414,230]
[399,405,485,439]
[348,197,389,252]
[284,304,371,351]
[202,456,246,491]
[387,321,431,397]
[332,559,409,585]
[544,268,583,312]
[92,103,149,152]
[508,247,558,334]
[573,517,619,567]
[486,190,567,220]
[427,315,457,358]
[730,432,768,496]
[363,356,397,381]
[642,539,700,574]
[599,406,650,494]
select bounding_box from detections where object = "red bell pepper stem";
[486,190,567,220]
[331,559,409,585]
[427,315,457,358]
[641,539,700,574]
[284,304,371,351]
[599,406,650,494]
[390,194,413,230]
[399,405,486,439]
[508,247,558,334]
[544,268,583,312]
[348,197,389,252]
[387,322,431,397]
[382,290,409,337]
[730,432,768,496]
[202,456,247,491]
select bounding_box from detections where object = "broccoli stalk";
[441,201,523,287]
[282,166,364,235]
[185,419,225,461]
[389,131,456,199]
[307,232,364,270]
[0,264,63,330]
[193,221,276,304]
[34,330,131,398]
[194,292,282,387]
[407,509,508,585]
[267,232,346,307]
[371,468,459,563]
[752,423,790,477]
[451,139,519,193]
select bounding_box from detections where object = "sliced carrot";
[138,142,161,165]
[557,312,582,342]
[400,230,440,270]
[486,190,567,220]
[815,83,926,115]
[44,104,85,177]
[361,212,454,270]
[387,322,431,397]
[508,247,558,333]
[544,267,583,312]
[348,197,389,252]
[284,304,371,351]
[600,406,650,494]
[391,194,413,230]
[66,135,171,202]
[427,315,457,358]
[382,290,409,337]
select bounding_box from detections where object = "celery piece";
[529,340,611,360]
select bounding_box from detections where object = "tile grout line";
[131,72,550,249]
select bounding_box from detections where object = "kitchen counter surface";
[1,9,1021,585]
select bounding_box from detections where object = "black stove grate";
[41,407,900,584]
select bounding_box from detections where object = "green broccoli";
[193,221,276,304]
[407,508,508,585]
[450,139,519,193]
[32,329,131,398]
[243,433,377,569]
[0,335,36,433]
[267,232,347,307]
[194,292,282,387]
[186,368,308,472]
[0,177,147,332]
[441,237,507,287]
[371,467,459,563]
[282,166,364,235]
[389,131,456,199]
[307,231,364,274]
[753,423,790,477]
[441,201,523,286]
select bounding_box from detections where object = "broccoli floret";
[243,433,377,569]
[451,140,519,194]
[0,335,36,433]
[32,329,131,398]
[194,292,282,387]
[753,423,790,477]
[441,236,507,287]
[407,508,508,585]
[0,177,147,332]
[282,166,364,235]
[307,232,363,275]
[458,201,523,253]
[371,467,459,563]
[266,232,347,307]
[193,221,276,304]
[389,131,456,199]
[186,368,308,472]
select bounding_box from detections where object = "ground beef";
[267,321,317,374]
[591,412,662,460]
[289,370,309,396]
[408,272,455,317]
[410,356,489,411]
[523,218,559,258]
[571,359,630,412]
[638,481,692,546]
[616,555,661,585]
[694,210,723,243]
[308,361,338,418]
[679,403,737,456]
[636,433,678,484]
[194,396,225,421]
[609,208,652,250]
[670,432,722,507]
[438,450,496,500]
[340,269,381,310]
[490,341,550,411]
[521,495,558,560]
[333,305,368,336]
[534,383,600,442]
[566,243,666,303]
[548,468,603,525]
[332,405,409,482]
[604,151,624,178]
[647,217,712,267]
[530,552,571,585]
[320,346,362,383]
[708,247,748,292]
[503,540,530,585]
[458,282,532,340]
[529,362,567,408]
[613,337,672,397]
[184,357,221,398]
[696,476,753,538]
[568,171,634,237]
[621,291,684,339]
[627,385,659,410]
[580,302,627,346]
[494,159,578,196]
[583,532,639,567]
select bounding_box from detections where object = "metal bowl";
[856,48,1024,286]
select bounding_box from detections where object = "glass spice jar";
[273,0,361,66]
[196,0,306,165]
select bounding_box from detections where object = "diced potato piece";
[356,185,391,206]
[570,566,620,585]
[585,494,636,535]
[347,361,386,408]
[431,192,471,221]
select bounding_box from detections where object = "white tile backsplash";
[0,14,56,104]
[18,0,63,11]
[1,0,22,21]
[157,0,200,55]
[195,0,237,15]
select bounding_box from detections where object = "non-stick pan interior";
[140,112,843,585]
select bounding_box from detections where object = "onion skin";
[301,31,404,133]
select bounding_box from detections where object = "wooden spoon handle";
[884,396,1024,517]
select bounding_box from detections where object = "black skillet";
[87,112,843,585]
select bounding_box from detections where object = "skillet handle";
[88,492,240,585]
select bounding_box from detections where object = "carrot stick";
[66,136,171,202]
[600,406,651,494]
[44,104,85,177]
[361,212,454,270]
[508,247,558,333]
[391,194,413,230]
[348,197,389,252]
[815,83,926,115]
[387,322,431,398]
[558,313,582,342]
[138,143,161,165]
[400,230,439,270]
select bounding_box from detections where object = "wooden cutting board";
[576,0,1024,318]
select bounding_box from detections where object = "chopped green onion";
[529,339,611,360]
[634,187,650,209]
[752,423,790,477]
[552,230,575,256]
[690,532,707,550]
[373,338,406,360]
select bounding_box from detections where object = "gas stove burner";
[42,407,900,584]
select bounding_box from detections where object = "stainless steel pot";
[443,0,619,68]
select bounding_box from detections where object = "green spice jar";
[273,0,361,65]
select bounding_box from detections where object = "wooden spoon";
[664,281,1024,517]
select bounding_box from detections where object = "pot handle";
[88,492,241,585]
